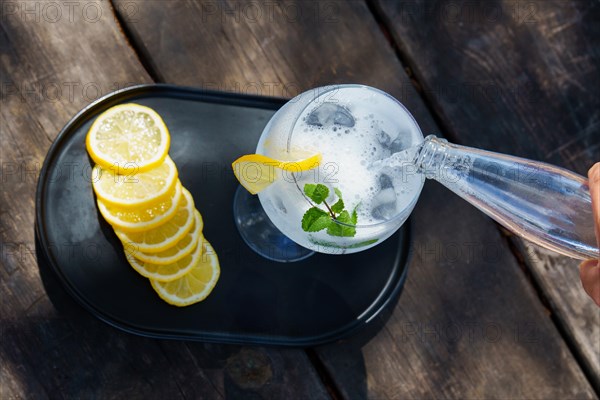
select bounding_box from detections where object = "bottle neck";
[409,135,598,260]
[414,135,473,182]
[414,135,449,178]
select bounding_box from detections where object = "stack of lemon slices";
[86,103,219,307]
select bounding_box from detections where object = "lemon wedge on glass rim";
[86,103,170,173]
[232,153,321,194]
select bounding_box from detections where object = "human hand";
[580,163,600,306]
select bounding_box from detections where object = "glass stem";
[413,135,598,260]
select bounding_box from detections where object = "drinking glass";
[233,85,598,262]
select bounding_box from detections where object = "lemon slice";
[114,187,195,252]
[92,156,178,208]
[232,153,321,194]
[125,236,203,282]
[125,210,203,265]
[97,181,182,232]
[150,240,220,306]
[86,103,170,173]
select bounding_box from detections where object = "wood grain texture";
[0,2,328,398]
[373,0,600,389]
[512,239,600,389]
[373,0,599,171]
[317,182,596,399]
[113,0,596,398]
[113,0,437,134]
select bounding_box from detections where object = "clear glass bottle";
[410,135,597,260]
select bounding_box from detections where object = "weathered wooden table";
[2,1,599,398]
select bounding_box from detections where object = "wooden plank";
[0,0,151,323]
[373,0,600,389]
[112,0,437,134]
[0,2,328,398]
[318,182,596,399]
[114,0,596,398]
[512,240,600,389]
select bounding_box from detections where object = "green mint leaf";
[351,206,358,225]
[331,199,344,214]
[326,210,356,237]
[302,207,331,232]
[334,187,343,200]
[337,210,353,224]
[304,183,329,204]
[331,187,344,214]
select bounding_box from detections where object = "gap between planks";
[364,0,600,396]
[305,348,344,400]
[106,3,343,398]
[104,0,598,396]
[108,0,163,82]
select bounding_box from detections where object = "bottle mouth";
[284,84,426,229]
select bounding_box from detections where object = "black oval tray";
[35,84,411,346]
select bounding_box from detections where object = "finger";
[579,259,600,306]
[588,163,600,256]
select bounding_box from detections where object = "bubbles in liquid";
[305,103,355,128]
[289,89,423,225]
[258,86,423,254]
[371,174,398,220]
[376,125,413,154]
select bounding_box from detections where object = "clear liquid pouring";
[373,134,598,260]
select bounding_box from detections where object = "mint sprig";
[301,184,357,237]
[330,187,344,214]
[302,208,330,232]
[304,183,329,204]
